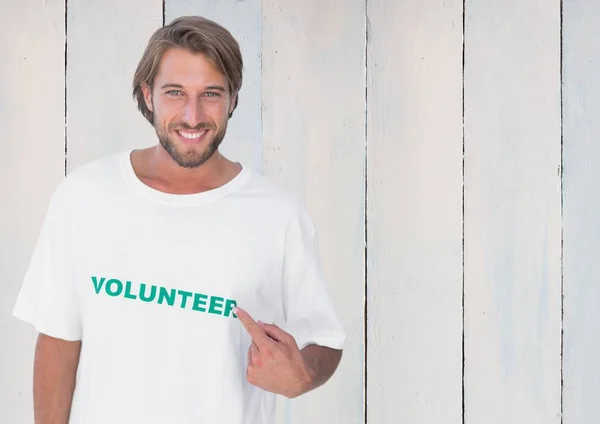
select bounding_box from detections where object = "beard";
[154,116,228,169]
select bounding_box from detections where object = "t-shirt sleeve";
[12,179,82,341]
[282,209,346,351]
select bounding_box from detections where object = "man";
[13,16,345,424]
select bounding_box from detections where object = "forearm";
[33,334,81,424]
[300,345,342,394]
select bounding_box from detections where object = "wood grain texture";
[562,1,600,422]
[367,1,463,423]
[165,0,262,171]
[463,1,562,423]
[262,0,365,422]
[66,0,162,171]
[0,0,65,422]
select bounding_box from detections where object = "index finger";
[234,307,273,349]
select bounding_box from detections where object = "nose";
[182,97,205,128]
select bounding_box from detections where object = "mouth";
[174,129,210,145]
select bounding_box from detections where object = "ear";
[141,82,154,112]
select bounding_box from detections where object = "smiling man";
[13,16,345,424]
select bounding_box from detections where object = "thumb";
[259,322,294,345]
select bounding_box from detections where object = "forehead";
[154,48,227,87]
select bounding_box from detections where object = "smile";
[176,129,208,140]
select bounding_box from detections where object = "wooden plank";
[563,1,600,422]
[165,0,262,171]
[367,1,464,423]
[0,0,65,422]
[262,1,365,423]
[463,1,562,423]
[66,0,162,171]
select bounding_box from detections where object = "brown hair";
[132,16,244,124]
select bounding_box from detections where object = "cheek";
[212,102,232,121]
[153,102,179,124]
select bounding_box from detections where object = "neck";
[132,145,241,195]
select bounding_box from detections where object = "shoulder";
[242,169,311,216]
[241,169,316,232]
[66,150,127,184]
[58,150,129,196]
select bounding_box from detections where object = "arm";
[300,345,343,393]
[33,334,81,424]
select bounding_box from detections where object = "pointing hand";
[234,307,314,398]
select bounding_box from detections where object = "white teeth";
[178,130,206,140]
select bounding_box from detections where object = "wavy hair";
[132,16,244,124]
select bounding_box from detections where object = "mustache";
[170,122,215,131]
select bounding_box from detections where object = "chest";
[71,201,285,346]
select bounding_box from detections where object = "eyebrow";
[160,83,227,92]
[161,83,183,90]
[206,85,227,92]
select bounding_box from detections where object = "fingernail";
[233,307,239,314]
[258,320,265,325]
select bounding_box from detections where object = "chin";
[173,145,219,169]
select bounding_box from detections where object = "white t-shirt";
[13,150,345,424]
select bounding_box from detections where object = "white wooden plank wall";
[463,0,562,423]
[0,1,66,423]
[261,1,365,423]
[367,0,463,423]
[66,0,162,171]
[563,1,600,423]
[4,1,600,423]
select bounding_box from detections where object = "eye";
[166,90,183,97]
[204,92,221,98]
